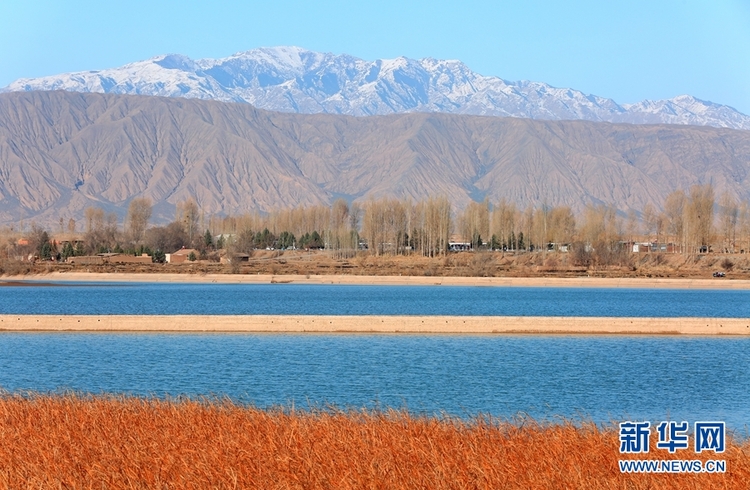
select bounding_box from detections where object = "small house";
[166,248,198,264]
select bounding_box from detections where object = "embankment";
[5,272,750,289]
[1,314,749,335]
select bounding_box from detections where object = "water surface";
[1,283,748,317]
[1,333,747,433]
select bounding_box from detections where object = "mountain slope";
[2,91,750,227]
[3,46,749,130]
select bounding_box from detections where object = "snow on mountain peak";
[153,54,198,72]
[2,47,748,130]
[226,46,312,71]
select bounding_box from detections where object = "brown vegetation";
[126,197,153,244]
[4,249,750,280]
[0,395,747,489]
[5,180,750,281]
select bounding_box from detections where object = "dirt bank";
[3,271,750,289]
[2,314,748,335]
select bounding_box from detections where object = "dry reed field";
[0,395,748,489]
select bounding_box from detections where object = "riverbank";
[3,271,750,289]
[4,249,750,281]
[1,314,748,335]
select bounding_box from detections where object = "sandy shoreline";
[1,314,748,335]
[3,273,747,335]
[3,271,750,289]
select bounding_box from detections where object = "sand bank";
[1,315,748,335]
[3,272,750,289]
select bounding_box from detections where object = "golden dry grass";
[0,394,748,489]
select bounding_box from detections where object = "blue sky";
[2,0,749,113]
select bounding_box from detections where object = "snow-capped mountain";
[3,46,748,130]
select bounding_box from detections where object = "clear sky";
[2,0,749,113]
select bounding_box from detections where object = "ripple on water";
[0,333,748,433]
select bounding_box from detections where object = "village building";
[627,241,683,253]
[448,234,472,252]
[52,234,85,250]
[219,252,249,264]
[165,248,198,264]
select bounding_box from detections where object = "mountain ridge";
[3,46,749,130]
[1,91,750,228]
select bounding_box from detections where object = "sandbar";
[3,273,748,335]
[3,272,750,289]
[1,315,749,335]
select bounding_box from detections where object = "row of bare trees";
[461,185,750,255]
[209,197,452,257]
[78,198,153,254]
[661,187,750,254]
[360,197,452,256]
[7,183,750,263]
[125,185,750,256]
[199,183,750,257]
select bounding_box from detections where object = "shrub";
[570,242,592,267]
[468,253,495,277]
[721,258,735,271]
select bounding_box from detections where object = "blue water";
[0,333,748,433]
[1,282,749,317]
[2,283,748,433]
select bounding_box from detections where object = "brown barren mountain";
[1,90,749,226]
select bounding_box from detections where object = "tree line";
[6,183,750,263]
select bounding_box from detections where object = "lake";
[1,282,749,317]
[1,282,748,433]
[0,332,747,432]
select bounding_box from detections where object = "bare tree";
[491,199,517,250]
[362,199,386,255]
[361,198,407,255]
[81,207,120,253]
[177,198,200,246]
[654,212,665,246]
[718,192,738,253]
[425,196,451,256]
[664,190,686,253]
[126,197,152,244]
[84,207,105,253]
[145,222,189,253]
[85,207,105,235]
[642,203,656,246]
[459,199,489,250]
[578,204,622,264]
[548,206,576,246]
[739,200,750,254]
[349,203,362,232]
[521,205,535,251]
[626,210,638,244]
[580,205,606,247]
[329,198,351,253]
[104,213,119,248]
[686,184,714,253]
